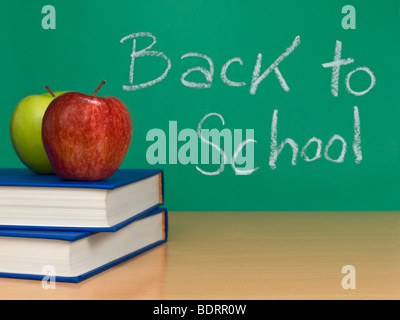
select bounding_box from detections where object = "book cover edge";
[0,210,168,283]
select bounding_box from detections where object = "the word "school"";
[146,107,362,175]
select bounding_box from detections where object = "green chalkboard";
[0,0,399,211]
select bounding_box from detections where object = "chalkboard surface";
[0,0,399,211]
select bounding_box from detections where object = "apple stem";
[45,85,56,98]
[93,80,106,96]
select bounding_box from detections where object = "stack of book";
[0,168,167,283]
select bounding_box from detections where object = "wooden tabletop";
[0,211,399,300]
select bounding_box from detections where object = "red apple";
[42,81,133,181]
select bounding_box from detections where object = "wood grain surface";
[0,211,399,300]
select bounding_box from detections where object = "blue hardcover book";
[0,168,164,231]
[0,207,168,283]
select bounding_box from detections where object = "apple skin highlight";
[42,89,133,182]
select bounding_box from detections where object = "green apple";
[10,88,68,174]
